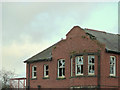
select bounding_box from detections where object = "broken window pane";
[58,59,65,77]
[46,71,48,75]
[59,61,62,67]
[46,65,48,70]
[34,72,36,76]
[89,65,91,73]
[110,56,116,76]
[63,68,65,76]
[76,56,83,75]
[81,65,83,73]
[92,58,94,63]
[34,67,36,71]
[59,68,62,76]
[77,66,80,74]
[88,56,95,74]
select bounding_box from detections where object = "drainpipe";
[27,63,30,89]
[97,52,101,89]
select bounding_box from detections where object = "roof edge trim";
[24,57,52,63]
[105,48,120,54]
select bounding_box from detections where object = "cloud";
[2,2,118,77]
[2,2,97,45]
[82,2,118,33]
[2,37,53,76]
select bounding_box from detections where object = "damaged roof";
[84,29,120,53]
[24,26,120,63]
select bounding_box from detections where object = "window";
[88,56,95,75]
[44,64,49,77]
[71,58,73,77]
[75,56,83,75]
[58,59,65,78]
[110,56,116,76]
[32,66,37,78]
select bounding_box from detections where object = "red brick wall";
[100,50,119,88]
[26,26,119,88]
[119,55,120,89]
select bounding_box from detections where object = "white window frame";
[88,56,95,75]
[32,66,37,78]
[75,56,83,76]
[58,59,65,78]
[110,56,116,76]
[44,64,49,77]
[71,58,73,77]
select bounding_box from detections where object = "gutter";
[97,52,101,88]
[24,57,52,63]
[27,63,30,89]
[105,48,120,54]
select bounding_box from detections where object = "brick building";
[24,26,120,89]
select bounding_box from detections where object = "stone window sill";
[69,75,96,79]
[31,78,37,80]
[56,77,66,80]
[108,76,119,78]
[42,77,50,79]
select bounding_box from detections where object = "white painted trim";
[32,66,37,78]
[44,64,49,77]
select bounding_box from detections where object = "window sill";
[69,76,74,79]
[56,77,66,80]
[75,75,84,78]
[87,75,96,77]
[42,77,49,79]
[108,76,118,78]
[70,75,96,79]
[88,73,95,75]
[76,74,83,76]
[31,78,37,80]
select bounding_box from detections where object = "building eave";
[24,57,52,63]
[105,48,120,54]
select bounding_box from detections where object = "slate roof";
[24,44,56,63]
[84,29,120,53]
[24,27,120,63]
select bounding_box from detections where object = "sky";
[1,2,119,77]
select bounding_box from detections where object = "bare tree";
[0,69,16,89]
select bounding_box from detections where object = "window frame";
[110,56,116,76]
[58,59,65,78]
[75,56,84,76]
[44,64,49,77]
[32,66,37,78]
[88,56,95,75]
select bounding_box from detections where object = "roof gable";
[66,26,84,38]
[24,26,120,63]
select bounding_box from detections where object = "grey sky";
[2,2,118,77]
